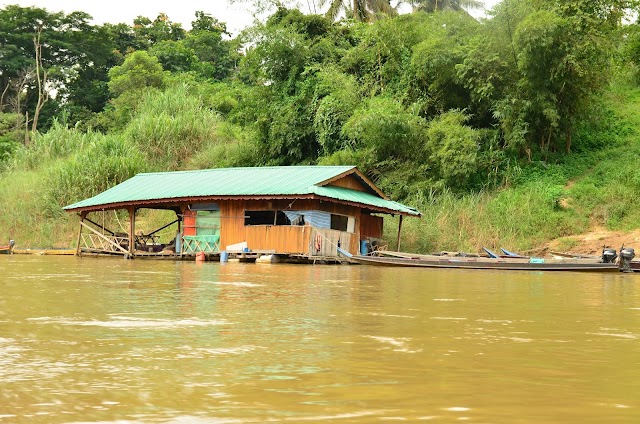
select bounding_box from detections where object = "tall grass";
[42,134,146,217]
[0,125,146,246]
[0,171,77,247]
[124,84,230,170]
[9,121,94,170]
[386,183,586,254]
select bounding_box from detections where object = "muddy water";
[0,255,639,423]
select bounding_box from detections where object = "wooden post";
[396,215,403,252]
[75,212,86,256]
[128,206,136,255]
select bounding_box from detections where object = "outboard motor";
[602,248,617,264]
[619,247,635,273]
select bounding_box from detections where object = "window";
[245,211,274,226]
[331,214,348,231]
[244,210,292,226]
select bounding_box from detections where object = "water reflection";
[0,256,639,423]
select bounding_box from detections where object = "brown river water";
[0,255,639,423]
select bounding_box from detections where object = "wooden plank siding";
[326,175,369,193]
[246,225,312,253]
[360,214,383,239]
[219,199,362,255]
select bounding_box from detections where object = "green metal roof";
[311,186,419,216]
[63,166,420,216]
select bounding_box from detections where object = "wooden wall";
[218,199,362,255]
[245,225,312,253]
[360,214,383,239]
[327,175,368,193]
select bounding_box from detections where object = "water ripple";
[28,316,228,329]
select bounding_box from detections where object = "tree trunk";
[24,111,30,146]
[32,28,48,135]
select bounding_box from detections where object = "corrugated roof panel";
[63,166,420,216]
[311,186,420,216]
[65,166,353,209]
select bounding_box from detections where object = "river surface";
[0,255,639,423]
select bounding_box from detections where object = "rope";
[312,230,344,254]
[113,210,127,234]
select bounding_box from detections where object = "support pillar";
[75,211,86,256]
[396,215,403,252]
[128,206,136,256]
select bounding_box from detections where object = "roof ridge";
[137,165,355,176]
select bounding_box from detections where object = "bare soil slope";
[544,228,640,256]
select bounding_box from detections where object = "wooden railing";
[309,228,353,257]
[79,222,129,255]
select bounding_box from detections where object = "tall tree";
[408,0,483,13]
[320,0,396,21]
[0,5,99,133]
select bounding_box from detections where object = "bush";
[123,84,225,169]
[42,134,145,217]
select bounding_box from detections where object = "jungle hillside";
[2,0,640,254]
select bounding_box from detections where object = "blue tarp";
[283,210,331,229]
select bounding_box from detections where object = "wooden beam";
[147,219,179,237]
[396,215,403,252]
[84,217,116,236]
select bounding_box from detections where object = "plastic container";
[360,240,370,255]
[220,251,229,263]
[195,251,205,262]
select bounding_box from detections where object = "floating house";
[63,166,420,261]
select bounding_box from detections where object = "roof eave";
[63,193,420,217]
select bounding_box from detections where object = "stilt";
[128,206,136,257]
[396,215,403,252]
[75,212,86,256]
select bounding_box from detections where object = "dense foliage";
[2,0,640,249]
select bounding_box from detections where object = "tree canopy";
[2,0,639,200]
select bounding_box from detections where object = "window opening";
[244,210,292,226]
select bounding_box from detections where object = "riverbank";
[3,82,640,254]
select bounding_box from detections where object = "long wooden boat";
[344,250,620,272]
[12,248,75,255]
[550,250,640,272]
[0,243,14,254]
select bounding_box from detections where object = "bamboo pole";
[84,217,116,236]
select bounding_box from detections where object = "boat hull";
[350,254,620,272]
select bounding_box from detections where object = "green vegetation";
[1,1,640,251]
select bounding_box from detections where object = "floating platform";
[12,248,75,255]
